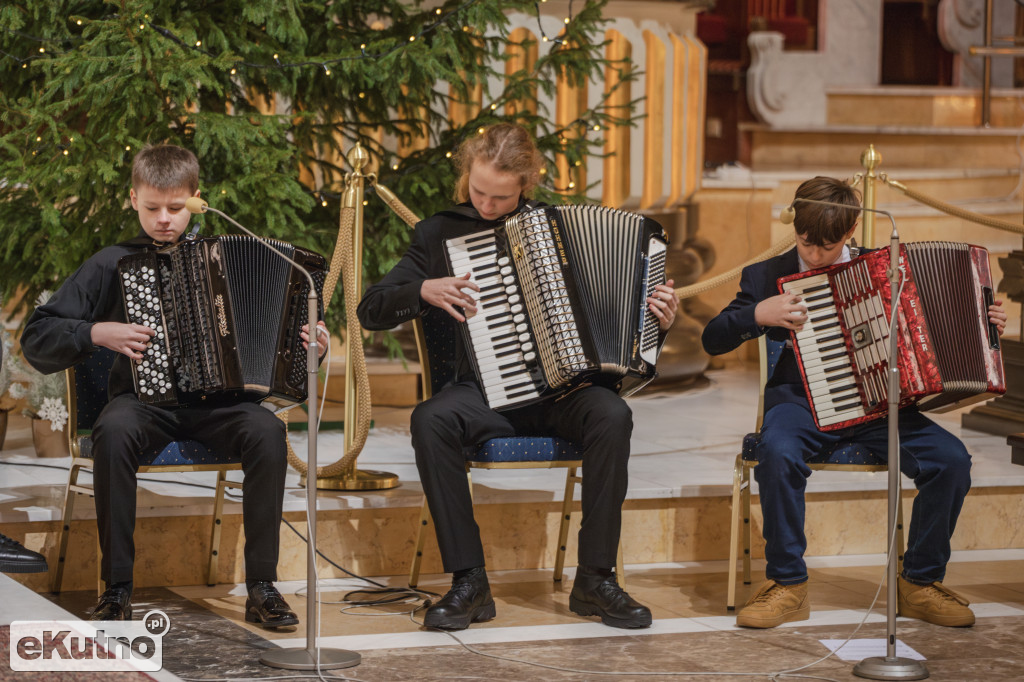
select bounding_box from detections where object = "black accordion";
[444,205,668,411]
[117,235,327,408]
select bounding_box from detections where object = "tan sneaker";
[736,579,810,628]
[897,576,974,627]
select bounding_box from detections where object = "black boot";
[245,581,299,629]
[0,533,48,573]
[90,585,133,621]
[569,566,651,629]
[423,567,496,630]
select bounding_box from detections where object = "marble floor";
[3,550,1024,681]
[3,363,1024,680]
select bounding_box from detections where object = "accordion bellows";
[118,235,326,408]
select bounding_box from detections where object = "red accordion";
[777,242,1005,431]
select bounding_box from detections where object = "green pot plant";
[7,292,69,457]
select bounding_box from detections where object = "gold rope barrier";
[285,201,373,480]
[282,143,397,489]
[374,182,421,229]
[882,176,1024,235]
[673,233,797,300]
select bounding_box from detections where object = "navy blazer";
[701,247,810,413]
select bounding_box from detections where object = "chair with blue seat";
[51,347,243,593]
[726,336,904,610]
[407,307,624,587]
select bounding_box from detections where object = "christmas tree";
[0,0,636,329]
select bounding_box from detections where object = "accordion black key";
[444,205,668,410]
[117,235,327,408]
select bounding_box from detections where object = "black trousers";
[91,394,288,586]
[411,381,632,573]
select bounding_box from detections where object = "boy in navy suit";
[702,176,1006,629]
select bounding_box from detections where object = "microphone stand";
[187,199,360,671]
[851,212,928,681]
[785,197,927,679]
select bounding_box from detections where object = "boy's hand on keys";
[755,293,807,331]
[91,321,155,361]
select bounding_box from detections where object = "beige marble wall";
[827,90,1024,128]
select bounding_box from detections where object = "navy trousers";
[754,402,971,585]
[411,381,632,574]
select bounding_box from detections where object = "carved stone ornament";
[746,31,787,126]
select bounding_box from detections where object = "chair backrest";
[70,348,117,431]
[754,336,786,431]
[414,308,460,400]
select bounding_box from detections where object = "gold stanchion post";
[859,144,881,248]
[315,144,399,491]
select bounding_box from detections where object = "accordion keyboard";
[783,273,867,427]
[446,231,542,409]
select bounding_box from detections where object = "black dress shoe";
[245,581,299,628]
[0,533,48,573]
[569,566,652,628]
[90,586,133,621]
[423,567,496,630]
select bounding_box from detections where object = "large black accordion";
[444,205,668,410]
[117,235,327,408]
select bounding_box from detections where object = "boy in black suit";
[702,176,1006,629]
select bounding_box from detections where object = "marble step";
[741,122,1024,170]
[826,87,1024,128]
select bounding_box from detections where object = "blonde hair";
[131,144,199,194]
[453,123,542,203]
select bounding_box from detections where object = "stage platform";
[2,363,1023,594]
[3,362,1024,680]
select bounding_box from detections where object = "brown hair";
[792,176,861,246]
[453,123,543,203]
[131,144,200,194]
